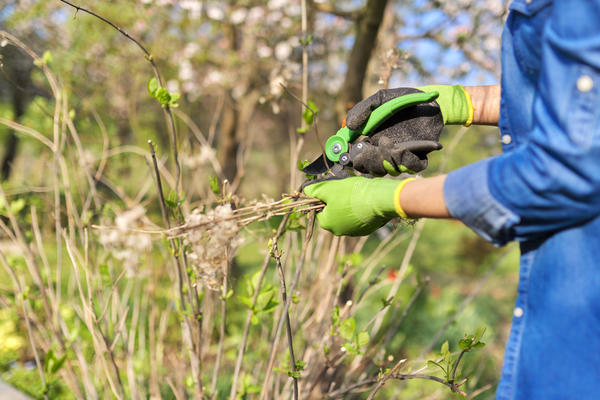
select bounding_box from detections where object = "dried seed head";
[184,204,242,290]
[99,206,152,275]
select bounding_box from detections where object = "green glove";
[417,85,474,126]
[303,177,414,236]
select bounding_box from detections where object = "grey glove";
[347,139,442,176]
[345,88,443,176]
[347,87,443,145]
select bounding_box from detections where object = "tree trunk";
[217,92,239,182]
[1,78,27,181]
[336,0,389,120]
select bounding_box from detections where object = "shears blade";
[302,154,335,175]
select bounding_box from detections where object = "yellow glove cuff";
[459,85,475,127]
[393,177,417,219]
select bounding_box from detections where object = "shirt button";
[501,134,512,145]
[577,75,594,92]
[514,307,524,318]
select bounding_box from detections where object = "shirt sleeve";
[444,1,600,246]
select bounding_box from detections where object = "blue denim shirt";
[443,0,600,398]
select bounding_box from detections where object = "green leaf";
[155,87,171,107]
[357,331,370,348]
[458,338,471,351]
[51,354,66,374]
[256,289,274,311]
[237,296,254,310]
[223,289,234,300]
[165,190,180,209]
[473,341,486,349]
[331,305,340,328]
[302,100,319,127]
[44,349,55,374]
[35,50,52,67]
[343,341,359,355]
[99,264,111,286]
[288,370,301,378]
[297,160,310,171]
[250,314,259,325]
[339,317,356,341]
[473,325,487,342]
[380,296,394,308]
[291,293,301,304]
[427,360,445,372]
[262,299,279,314]
[323,345,330,356]
[42,50,52,65]
[9,199,25,215]
[209,176,220,195]
[147,77,159,96]
[246,384,261,394]
[250,271,262,293]
[294,360,307,371]
[169,93,181,107]
[441,341,450,356]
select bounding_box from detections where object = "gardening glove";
[346,85,473,133]
[344,88,437,176]
[349,139,442,176]
[303,176,415,236]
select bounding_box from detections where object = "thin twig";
[272,240,299,400]
[260,213,315,399]
[229,214,291,400]
[366,359,406,400]
[57,0,182,192]
[279,84,331,176]
[451,349,468,383]
[326,369,466,398]
[210,256,230,399]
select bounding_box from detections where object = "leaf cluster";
[238,271,280,325]
[330,307,370,356]
[427,326,486,384]
[147,77,180,108]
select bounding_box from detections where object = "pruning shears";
[302,91,440,177]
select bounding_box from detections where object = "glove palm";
[303,177,408,236]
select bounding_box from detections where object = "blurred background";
[0,1,519,399]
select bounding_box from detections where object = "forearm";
[463,85,500,126]
[399,175,451,218]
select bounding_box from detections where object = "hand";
[349,139,442,176]
[303,176,413,236]
[346,87,444,145]
[347,85,473,132]
[345,88,444,176]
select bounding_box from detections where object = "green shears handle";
[324,91,439,162]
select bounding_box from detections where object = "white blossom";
[206,4,225,21]
[274,41,292,61]
[180,0,202,19]
[99,206,152,275]
[230,8,248,25]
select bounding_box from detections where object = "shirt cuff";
[444,158,520,246]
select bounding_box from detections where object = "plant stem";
[327,372,466,398]
[210,257,230,398]
[451,349,468,383]
[229,214,291,400]
[58,0,182,192]
[149,141,204,396]
[272,240,299,400]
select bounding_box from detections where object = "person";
[303,1,600,398]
